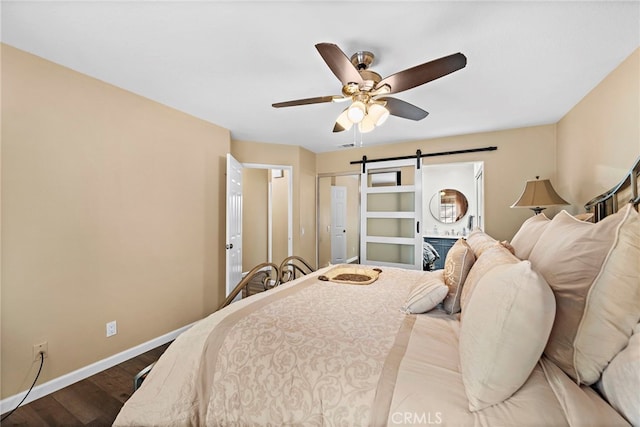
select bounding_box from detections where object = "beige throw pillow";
[459,243,519,314]
[510,213,551,260]
[499,240,515,254]
[401,275,448,314]
[465,229,498,257]
[459,261,556,411]
[529,204,640,385]
[442,239,476,314]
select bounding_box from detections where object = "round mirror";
[430,189,469,223]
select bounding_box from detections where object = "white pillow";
[597,323,640,426]
[529,204,640,384]
[459,261,556,411]
[510,213,550,260]
[459,243,518,314]
[402,277,448,314]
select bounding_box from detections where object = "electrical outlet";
[106,320,117,337]
[33,342,48,361]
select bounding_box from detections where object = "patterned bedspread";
[195,266,423,425]
[114,265,628,426]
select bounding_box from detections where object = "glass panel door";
[360,159,422,269]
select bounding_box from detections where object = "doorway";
[422,161,483,235]
[226,158,293,296]
[243,164,293,270]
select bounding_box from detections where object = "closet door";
[360,158,422,269]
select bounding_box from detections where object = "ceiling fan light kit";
[358,115,376,133]
[347,100,367,123]
[368,103,390,126]
[272,42,467,136]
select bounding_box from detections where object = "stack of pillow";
[401,203,640,422]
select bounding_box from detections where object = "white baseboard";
[0,323,194,414]
[346,256,359,264]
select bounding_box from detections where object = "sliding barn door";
[360,158,423,270]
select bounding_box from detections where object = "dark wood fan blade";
[272,96,337,108]
[333,122,347,133]
[333,108,352,132]
[380,97,429,121]
[376,52,467,95]
[315,43,364,86]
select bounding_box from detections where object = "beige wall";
[271,169,290,264]
[317,124,558,241]
[1,45,230,399]
[242,168,268,270]
[557,48,640,211]
[231,140,316,266]
[298,148,317,264]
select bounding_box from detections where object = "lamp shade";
[511,177,569,214]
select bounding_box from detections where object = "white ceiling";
[2,1,639,153]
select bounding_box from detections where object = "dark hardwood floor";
[1,343,171,426]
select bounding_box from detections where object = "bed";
[115,159,640,426]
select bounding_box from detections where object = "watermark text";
[391,411,443,425]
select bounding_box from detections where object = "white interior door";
[226,153,243,296]
[330,185,347,264]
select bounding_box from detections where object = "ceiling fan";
[272,43,467,134]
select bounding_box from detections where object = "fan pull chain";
[352,125,364,147]
[350,124,364,147]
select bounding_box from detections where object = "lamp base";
[531,207,546,215]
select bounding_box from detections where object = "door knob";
[226,243,233,250]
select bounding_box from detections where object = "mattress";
[114,265,628,426]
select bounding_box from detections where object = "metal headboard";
[584,157,640,222]
[218,256,316,311]
[278,255,316,284]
